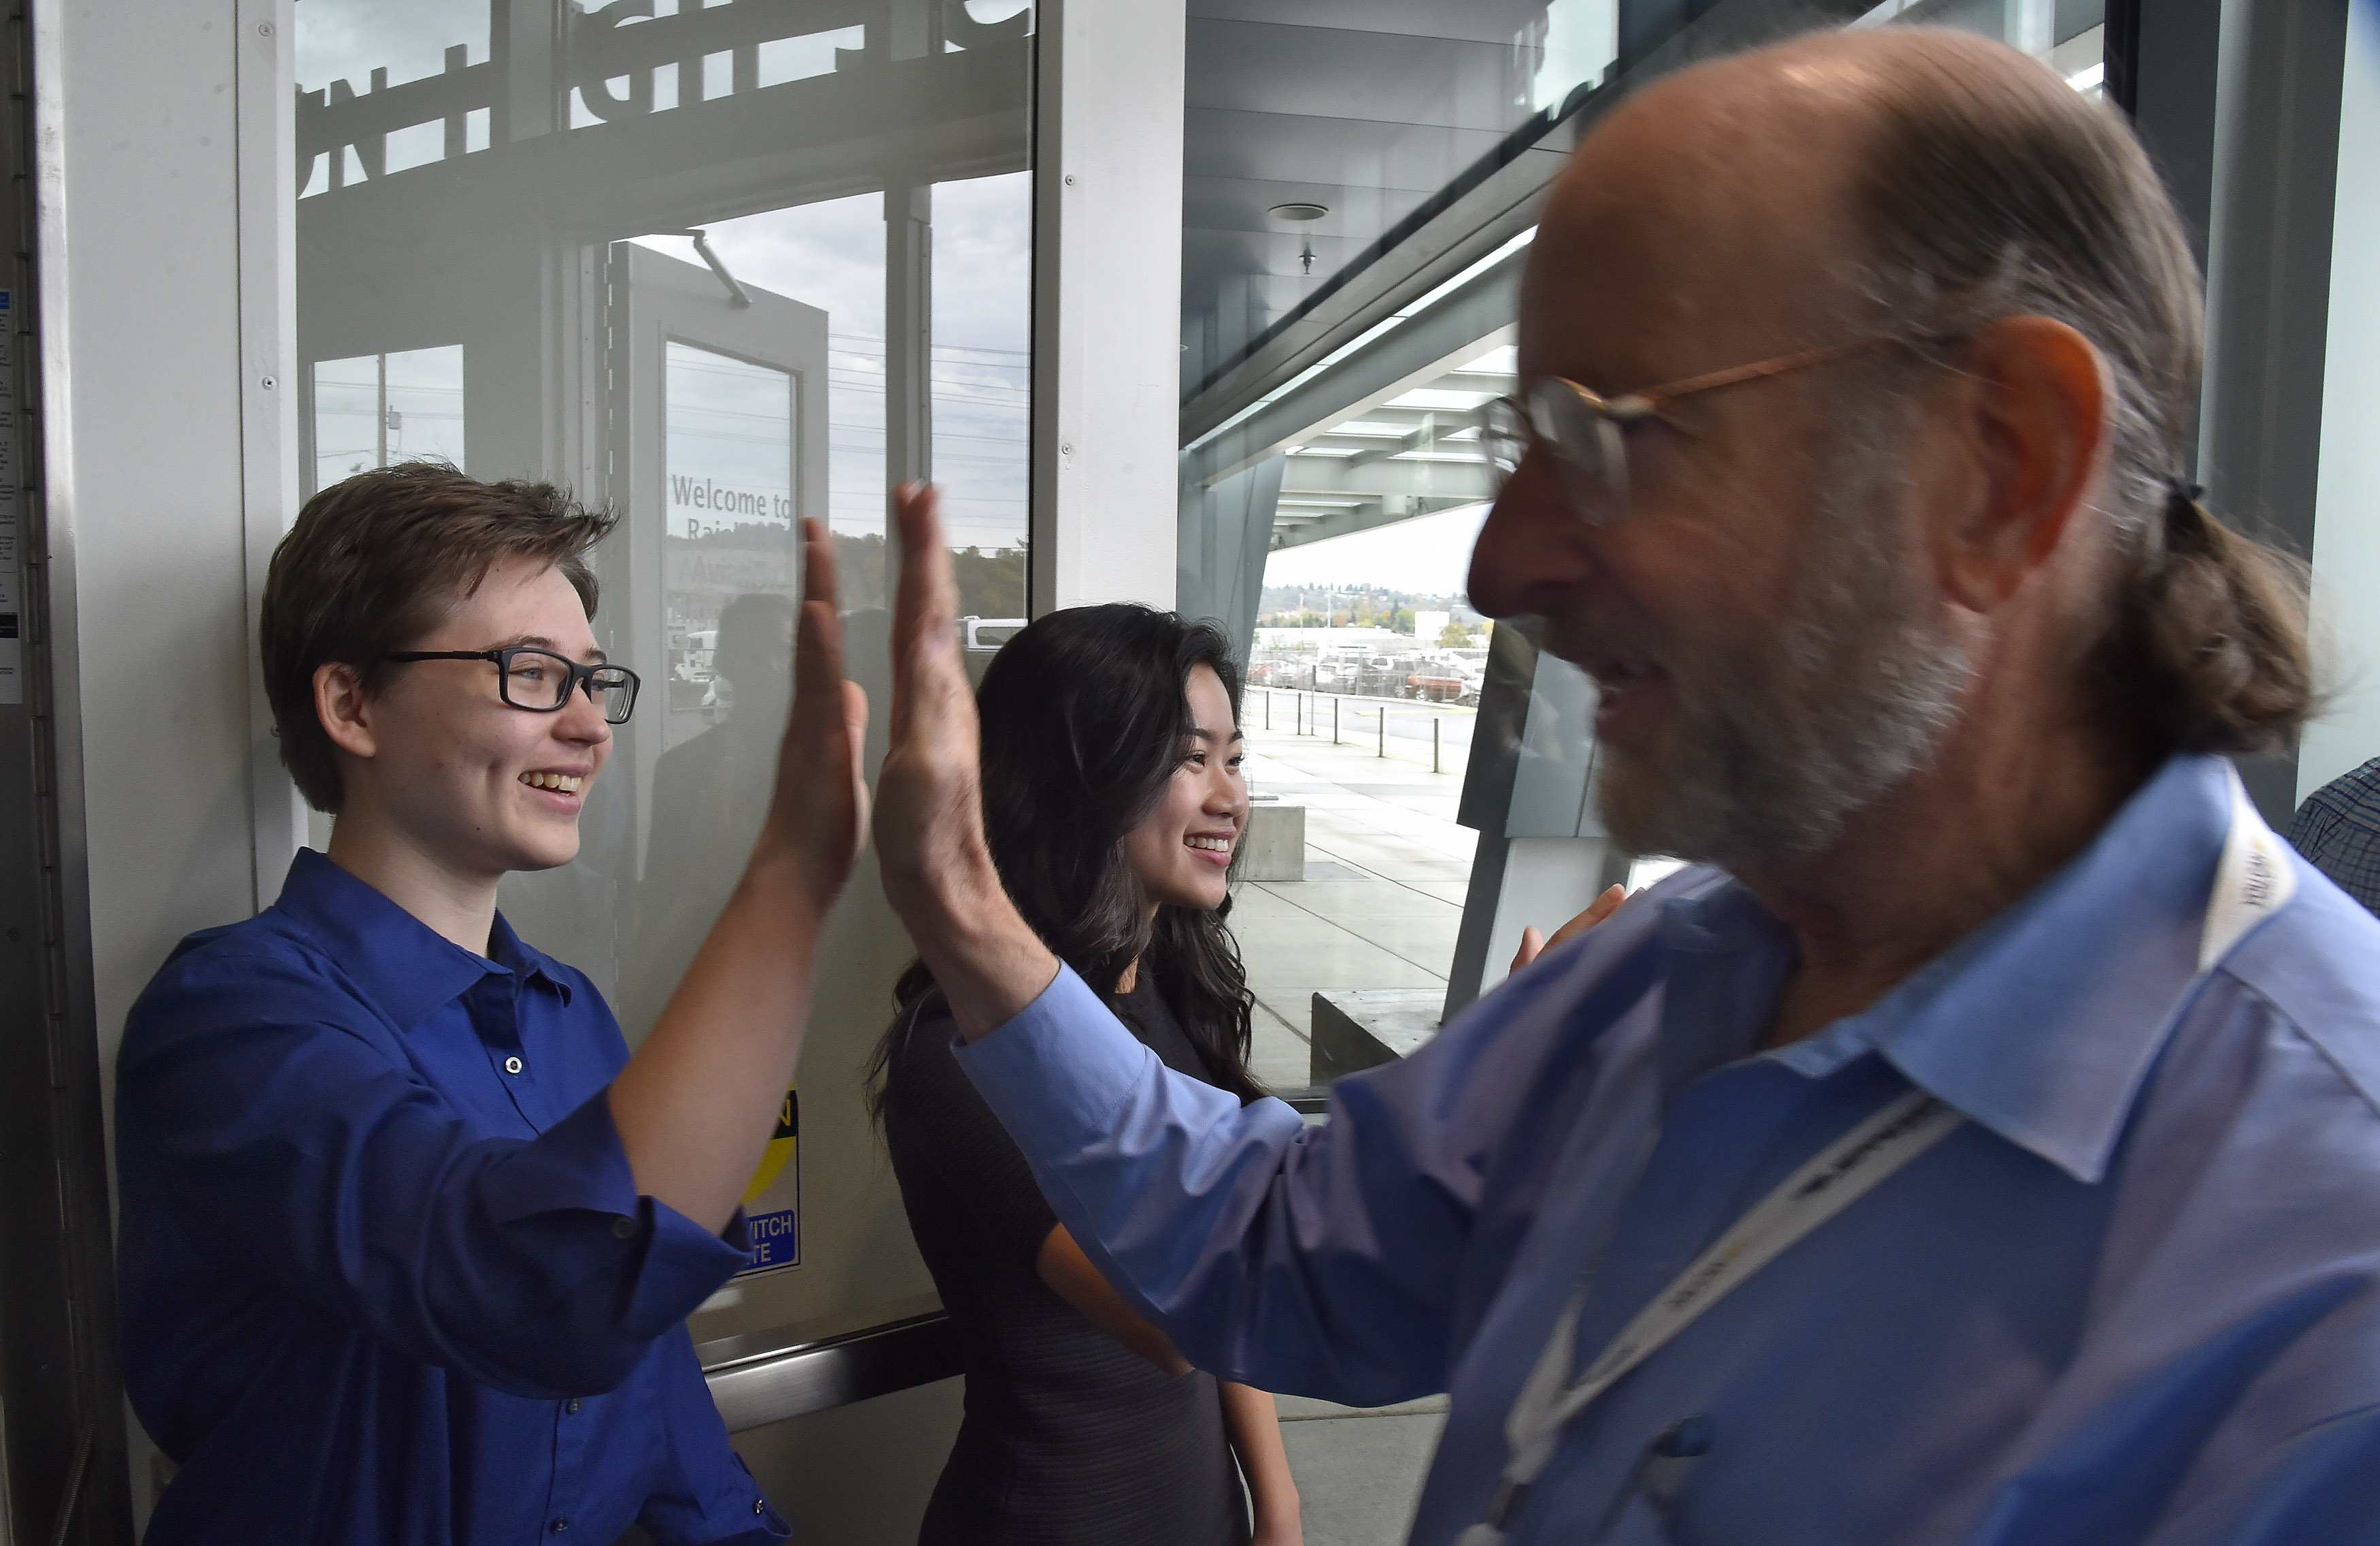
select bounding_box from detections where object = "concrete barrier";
[1310,988,1443,1082]
[1238,798,1306,881]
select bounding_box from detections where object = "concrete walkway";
[1225,710,1476,1541]
[1233,707,1477,1090]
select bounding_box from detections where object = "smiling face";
[1465,51,1975,869]
[1120,664,1248,914]
[332,554,614,883]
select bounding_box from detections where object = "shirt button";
[566,1398,581,1414]
[753,1499,767,1515]
[503,1055,524,1075]
[551,1520,568,1534]
[611,1216,636,1239]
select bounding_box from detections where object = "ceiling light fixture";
[1270,202,1329,278]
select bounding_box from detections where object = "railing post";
[1378,704,1386,758]
[1263,689,1271,730]
[1332,697,1340,744]
[1433,716,1442,774]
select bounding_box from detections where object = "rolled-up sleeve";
[957,964,1479,1406]
[119,950,747,1399]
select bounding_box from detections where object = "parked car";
[1405,666,1466,703]
[1355,654,1407,697]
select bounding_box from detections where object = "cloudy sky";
[292,0,1477,588]
[628,173,1030,554]
[296,0,1032,553]
[1263,501,1491,599]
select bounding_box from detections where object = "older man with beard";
[862,24,2380,1546]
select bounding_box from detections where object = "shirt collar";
[486,909,575,1004]
[270,849,573,1029]
[1676,753,2243,1184]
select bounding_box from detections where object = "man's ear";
[314,662,379,762]
[1935,314,2109,614]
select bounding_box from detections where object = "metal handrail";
[700,1299,962,1433]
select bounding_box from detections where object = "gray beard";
[1595,434,1974,871]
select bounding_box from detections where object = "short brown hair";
[1847,31,2313,755]
[260,463,617,812]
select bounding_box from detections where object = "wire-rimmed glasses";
[1471,337,1924,526]
[381,647,642,724]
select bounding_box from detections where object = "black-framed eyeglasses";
[381,647,641,724]
[1472,335,1942,526]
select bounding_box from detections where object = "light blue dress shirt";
[957,754,2380,1545]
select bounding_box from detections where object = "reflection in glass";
[932,171,1031,622]
[662,341,797,741]
[294,0,490,199]
[292,0,1034,1339]
[311,346,465,489]
[634,193,891,612]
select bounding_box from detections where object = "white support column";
[2300,1,2380,801]
[237,0,305,907]
[36,0,262,1528]
[34,0,256,1051]
[2004,0,2053,58]
[1028,0,1186,614]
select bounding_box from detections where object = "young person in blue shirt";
[115,464,867,1544]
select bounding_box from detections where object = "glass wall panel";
[1183,0,2114,1102]
[930,170,1031,621]
[290,0,1033,1363]
[311,346,466,486]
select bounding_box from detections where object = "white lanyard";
[1457,764,2296,1546]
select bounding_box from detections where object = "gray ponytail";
[2102,484,2313,754]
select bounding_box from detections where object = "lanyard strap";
[1457,1090,1962,1546]
[1459,764,2296,1546]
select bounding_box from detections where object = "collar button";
[503,1055,524,1075]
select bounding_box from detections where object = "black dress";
[883,975,1251,1546]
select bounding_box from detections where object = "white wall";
[2300,0,2380,801]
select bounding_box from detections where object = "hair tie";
[2143,480,2209,577]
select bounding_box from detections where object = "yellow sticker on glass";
[736,1088,800,1275]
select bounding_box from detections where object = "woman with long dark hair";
[868,604,1299,1546]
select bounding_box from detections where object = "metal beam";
[1177,135,1567,447]
[1269,496,1478,550]
[1174,0,1875,452]
[1343,411,1463,471]
[1180,253,1518,491]
[885,180,932,488]
[1283,455,1496,503]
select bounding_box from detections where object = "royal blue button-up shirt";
[959,754,2380,1544]
[117,849,787,1545]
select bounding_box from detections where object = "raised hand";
[873,483,1057,1037]
[873,484,985,922]
[607,518,871,1232]
[760,518,870,911]
[1510,882,1627,974]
